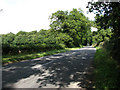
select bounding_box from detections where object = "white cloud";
[0,0,95,34]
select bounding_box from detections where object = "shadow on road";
[2,47,96,88]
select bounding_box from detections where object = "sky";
[0,0,97,34]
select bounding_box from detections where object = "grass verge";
[2,47,81,65]
[94,47,119,89]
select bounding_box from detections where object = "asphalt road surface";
[2,46,96,88]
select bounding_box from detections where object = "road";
[2,46,96,88]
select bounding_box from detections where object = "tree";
[92,28,112,46]
[87,1,120,60]
[49,8,92,46]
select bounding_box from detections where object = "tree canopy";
[50,8,92,46]
[87,1,120,60]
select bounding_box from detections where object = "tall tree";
[50,8,92,46]
[87,1,120,60]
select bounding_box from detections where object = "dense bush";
[2,30,72,55]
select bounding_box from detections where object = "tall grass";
[94,47,119,89]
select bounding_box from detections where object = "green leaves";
[2,8,93,55]
[2,32,15,44]
[87,1,120,60]
[49,8,92,46]
[92,29,112,46]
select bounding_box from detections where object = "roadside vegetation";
[88,1,120,61]
[87,1,120,89]
[2,47,81,64]
[94,47,119,89]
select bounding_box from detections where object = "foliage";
[2,30,70,55]
[50,8,92,46]
[87,1,120,61]
[94,47,119,89]
[92,28,112,46]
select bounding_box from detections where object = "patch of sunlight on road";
[68,82,81,88]
[80,47,96,50]
[41,84,60,88]
[13,74,40,88]
[31,64,42,69]
[82,57,86,60]
[49,56,63,59]
[44,58,51,60]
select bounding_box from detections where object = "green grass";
[2,47,81,64]
[94,47,119,89]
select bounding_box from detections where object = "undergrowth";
[94,47,119,89]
